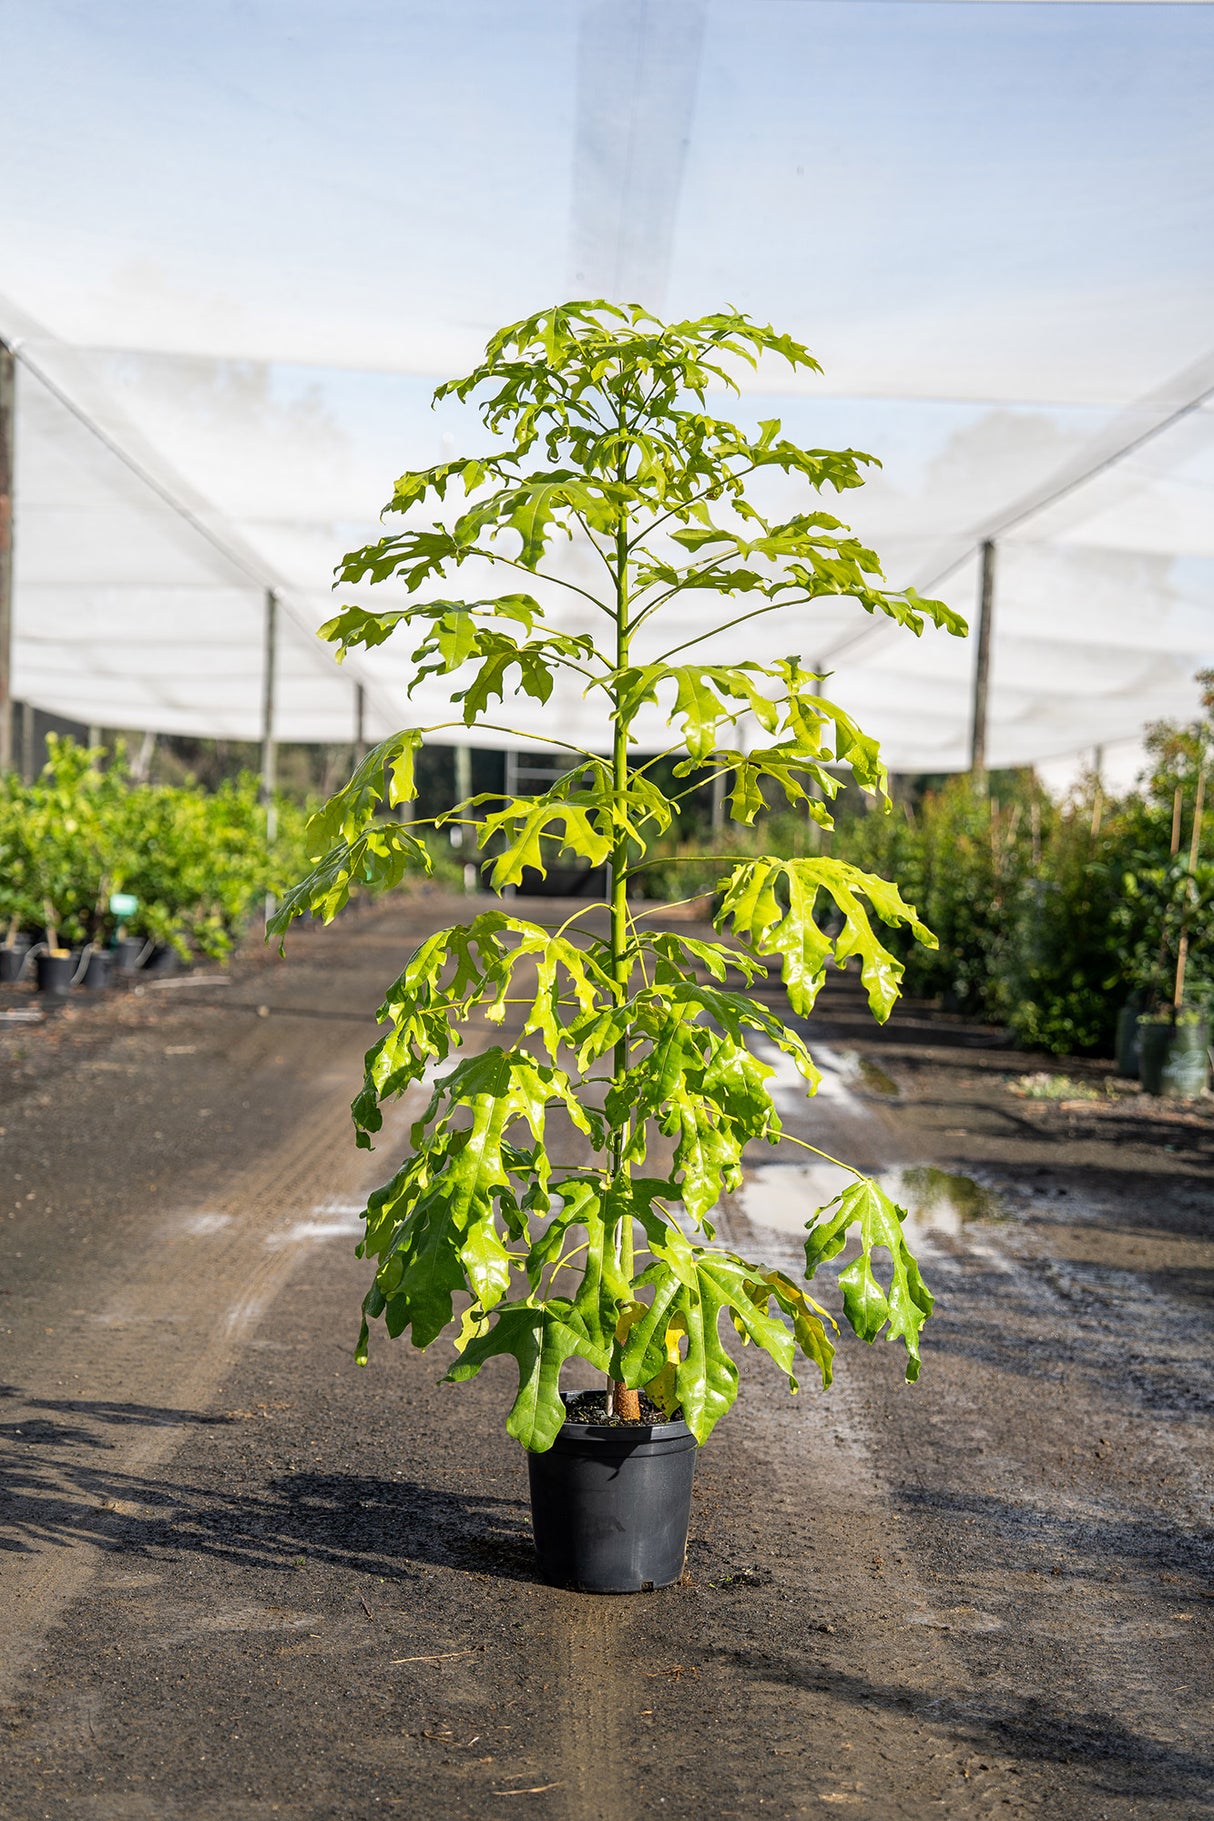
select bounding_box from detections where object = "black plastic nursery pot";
[81,950,111,991]
[0,938,31,983]
[1138,1016,1210,1099]
[35,951,75,997]
[143,944,182,978]
[527,1394,698,1594]
[112,936,148,974]
[1115,998,1143,1079]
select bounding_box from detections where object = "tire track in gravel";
[549,1593,629,1821]
[2,1081,383,1706]
[734,1033,1214,1817]
[0,904,464,1713]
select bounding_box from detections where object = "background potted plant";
[20,736,107,995]
[272,302,966,1593]
[0,768,39,981]
[1121,740,1211,1098]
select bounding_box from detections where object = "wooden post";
[0,342,14,774]
[261,590,278,915]
[20,700,34,780]
[969,539,996,785]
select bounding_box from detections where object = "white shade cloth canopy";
[3,0,1212,782]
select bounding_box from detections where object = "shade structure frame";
[0,0,1210,790]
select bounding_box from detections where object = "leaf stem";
[773,1131,865,1178]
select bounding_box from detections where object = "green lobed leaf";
[717,856,935,1021]
[804,1177,934,1380]
[304,730,423,855]
[446,1300,606,1451]
[267,822,433,946]
[617,1250,807,1443]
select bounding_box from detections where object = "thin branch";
[652,600,795,665]
[632,742,695,776]
[626,460,761,552]
[560,499,623,592]
[475,549,615,621]
[542,1237,591,1297]
[625,550,765,631]
[551,901,613,943]
[625,891,722,919]
[626,851,745,873]
[623,899,653,990]
[413,720,605,763]
[775,1131,865,1179]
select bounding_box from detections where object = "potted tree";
[272,303,966,1593]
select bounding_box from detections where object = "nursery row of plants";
[637,685,1214,1061]
[0,736,316,965]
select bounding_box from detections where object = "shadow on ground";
[0,1394,534,1583]
[2,1390,1212,1813]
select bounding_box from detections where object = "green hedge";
[631,681,1214,1059]
[1,737,467,962]
[0,737,316,959]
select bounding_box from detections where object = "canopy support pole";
[454,746,476,891]
[969,539,996,784]
[455,744,471,809]
[354,681,367,764]
[261,589,278,918]
[0,342,14,774]
[710,766,725,831]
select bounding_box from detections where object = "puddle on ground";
[738,1160,1006,1244]
[853,1055,900,1097]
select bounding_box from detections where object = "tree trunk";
[611,1381,641,1422]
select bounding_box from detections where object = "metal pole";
[454,745,476,891]
[969,539,996,784]
[710,765,725,832]
[354,681,367,765]
[0,342,14,774]
[20,700,34,780]
[261,591,278,917]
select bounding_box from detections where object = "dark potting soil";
[563,1389,676,1427]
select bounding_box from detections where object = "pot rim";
[555,1390,693,1445]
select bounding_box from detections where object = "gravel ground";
[0,896,1210,1820]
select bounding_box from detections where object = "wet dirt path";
[1,902,1211,1819]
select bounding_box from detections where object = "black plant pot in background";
[36,952,75,997]
[528,1394,698,1594]
[1115,997,1143,1078]
[0,938,32,983]
[112,936,148,975]
[81,950,111,991]
[1138,1016,1210,1099]
[143,944,182,978]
